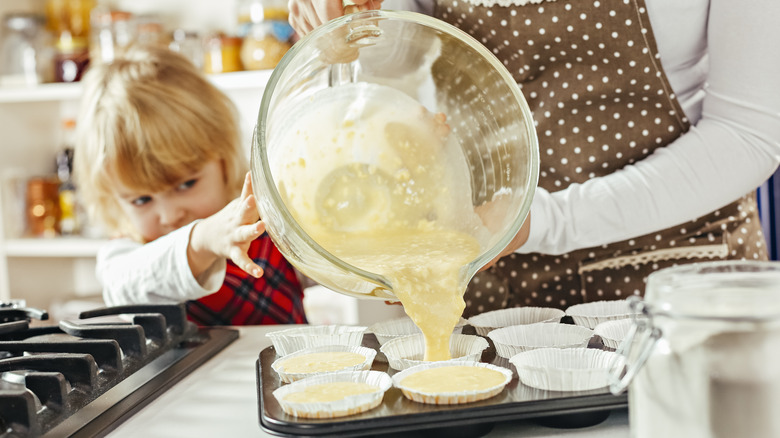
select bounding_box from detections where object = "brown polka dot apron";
[432,0,768,316]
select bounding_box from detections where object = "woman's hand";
[188,173,267,279]
[289,0,382,36]
[479,213,531,272]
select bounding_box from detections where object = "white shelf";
[0,69,274,104]
[4,237,108,257]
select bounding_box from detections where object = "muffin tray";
[256,333,627,437]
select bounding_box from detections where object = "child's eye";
[177,179,197,191]
[131,196,152,207]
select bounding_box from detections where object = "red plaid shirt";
[185,234,307,326]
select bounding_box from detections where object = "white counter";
[107,326,630,438]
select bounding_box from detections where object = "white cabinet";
[0,0,273,310]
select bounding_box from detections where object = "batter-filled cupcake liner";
[266,325,367,356]
[271,344,377,383]
[379,333,489,370]
[509,347,620,391]
[368,316,468,346]
[487,322,594,358]
[467,307,565,336]
[392,361,512,405]
[565,300,639,329]
[272,370,392,419]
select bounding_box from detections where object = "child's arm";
[188,173,267,279]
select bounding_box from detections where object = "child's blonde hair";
[74,44,246,241]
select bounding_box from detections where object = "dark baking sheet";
[256,333,627,437]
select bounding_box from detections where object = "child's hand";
[188,173,267,279]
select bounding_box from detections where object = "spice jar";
[610,261,780,438]
[203,33,242,74]
[237,0,294,70]
[26,176,61,237]
[0,13,47,86]
[169,29,203,70]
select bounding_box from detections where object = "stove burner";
[0,303,238,437]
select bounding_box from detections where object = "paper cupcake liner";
[467,307,565,336]
[271,344,377,383]
[369,316,468,346]
[266,325,367,357]
[379,333,489,371]
[565,300,639,329]
[272,370,392,419]
[392,361,512,405]
[509,347,620,392]
[487,323,594,359]
[594,318,644,350]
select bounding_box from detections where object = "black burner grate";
[0,303,238,438]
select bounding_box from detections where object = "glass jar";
[26,176,61,237]
[240,21,292,70]
[0,13,47,86]
[89,9,135,64]
[610,261,780,438]
[203,33,242,74]
[169,29,203,70]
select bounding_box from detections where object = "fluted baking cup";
[379,333,489,371]
[369,316,468,346]
[266,325,367,356]
[392,361,512,405]
[594,318,638,350]
[273,370,392,418]
[467,307,565,336]
[487,323,594,358]
[271,344,377,383]
[509,347,619,391]
[565,300,639,329]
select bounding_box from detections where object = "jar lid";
[644,260,780,321]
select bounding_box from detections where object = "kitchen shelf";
[3,237,108,258]
[0,69,275,104]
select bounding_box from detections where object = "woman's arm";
[520,0,780,255]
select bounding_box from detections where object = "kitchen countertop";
[107,326,630,438]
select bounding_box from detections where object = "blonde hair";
[74,44,246,241]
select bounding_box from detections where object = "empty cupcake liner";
[392,361,513,405]
[369,316,468,346]
[509,347,620,392]
[565,300,639,329]
[272,370,392,419]
[379,333,489,371]
[271,344,377,383]
[467,307,566,336]
[487,322,594,358]
[594,318,644,350]
[266,325,367,356]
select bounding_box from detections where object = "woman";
[289,0,780,315]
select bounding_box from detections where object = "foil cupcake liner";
[565,300,639,329]
[487,323,594,359]
[266,325,367,357]
[392,361,512,405]
[272,370,392,419]
[271,344,377,383]
[368,316,468,346]
[379,333,489,371]
[467,307,565,336]
[509,347,620,391]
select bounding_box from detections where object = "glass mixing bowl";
[251,10,539,300]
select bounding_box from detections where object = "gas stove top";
[0,302,238,437]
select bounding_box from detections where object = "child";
[73,44,307,326]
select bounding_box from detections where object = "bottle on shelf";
[237,0,295,71]
[56,118,78,236]
[46,0,95,82]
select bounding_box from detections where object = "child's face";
[114,160,231,242]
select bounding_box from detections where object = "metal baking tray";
[256,332,627,438]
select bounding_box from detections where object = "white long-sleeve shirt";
[97,222,226,306]
[394,0,780,255]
